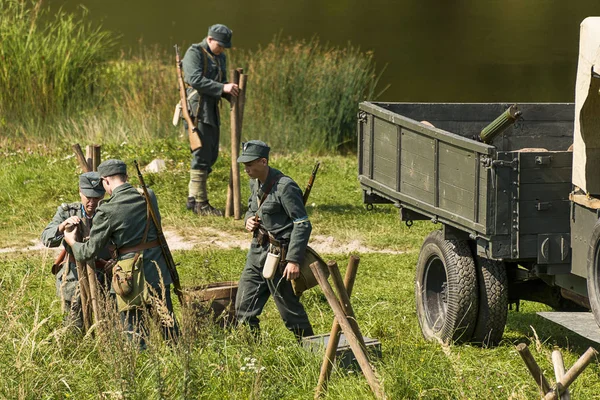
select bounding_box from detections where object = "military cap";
[98,159,127,177]
[237,140,270,163]
[79,172,105,198]
[208,24,232,48]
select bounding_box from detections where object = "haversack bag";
[112,254,150,312]
[291,246,328,296]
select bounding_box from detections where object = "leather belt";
[118,239,160,256]
[268,236,288,248]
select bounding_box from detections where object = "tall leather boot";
[191,169,223,216]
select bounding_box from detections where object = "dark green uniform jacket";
[182,39,228,127]
[41,202,110,300]
[70,183,172,289]
[245,167,312,266]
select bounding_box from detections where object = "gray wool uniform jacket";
[182,38,229,127]
[70,183,172,289]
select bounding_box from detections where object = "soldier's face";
[208,37,225,55]
[79,192,103,215]
[243,158,268,180]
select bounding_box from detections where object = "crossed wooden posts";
[516,343,598,399]
[310,256,386,400]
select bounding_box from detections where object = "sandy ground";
[0,228,405,256]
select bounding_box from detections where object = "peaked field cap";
[98,159,127,177]
[79,171,105,198]
[208,24,232,48]
[237,140,270,163]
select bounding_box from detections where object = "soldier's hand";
[223,83,239,97]
[246,216,260,232]
[282,262,300,281]
[63,228,77,246]
[59,216,81,233]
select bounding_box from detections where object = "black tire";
[471,257,508,347]
[415,230,478,344]
[587,221,600,328]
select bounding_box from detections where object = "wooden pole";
[516,343,552,395]
[85,145,93,173]
[310,261,386,400]
[544,347,599,400]
[85,262,101,327]
[72,144,91,172]
[315,255,360,399]
[238,73,248,128]
[92,145,101,172]
[551,350,570,400]
[226,69,241,218]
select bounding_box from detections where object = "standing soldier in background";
[235,140,315,341]
[42,172,110,330]
[63,160,178,345]
[182,23,239,216]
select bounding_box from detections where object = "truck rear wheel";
[588,224,600,328]
[415,230,478,344]
[471,257,508,347]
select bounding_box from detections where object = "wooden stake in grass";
[315,255,360,399]
[226,69,241,219]
[310,260,385,400]
[517,343,599,400]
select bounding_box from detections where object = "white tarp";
[573,17,600,194]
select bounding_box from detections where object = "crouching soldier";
[42,172,111,330]
[235,140,315,341]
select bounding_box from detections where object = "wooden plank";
[399,181,435,206]
[520,216,571,235]
[517,151,573,168]
[359,103,495,154]
[570,193,600,209]
[439,195,474,219]
[519,200,571,219]
[364,103,574,122]
[358,176,487,233]
[520,168,572,184]
[520,183,572,201]
[439,181,475,207]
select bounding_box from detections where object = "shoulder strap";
[256,173,284,211]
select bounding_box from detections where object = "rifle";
[175,44,202,152]
[134,160,184,304]
[303,161,320,205]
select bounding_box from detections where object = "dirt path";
[0,228,406,255]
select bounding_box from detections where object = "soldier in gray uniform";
[235,140,315,340]
[63,159,178,343]
[41,172,109,329]
[182,23,239,216]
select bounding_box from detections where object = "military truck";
[357,17,600,347]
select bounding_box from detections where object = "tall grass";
[229,36,385,152]
[0,1,384,152]
[0,0,115,121]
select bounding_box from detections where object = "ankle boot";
[186,196,196,211]
[195,201,223,217]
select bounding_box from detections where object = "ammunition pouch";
[112,253,149,312]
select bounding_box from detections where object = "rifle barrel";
[134,161,183,303]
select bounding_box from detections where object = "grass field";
[1,142,599,399]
